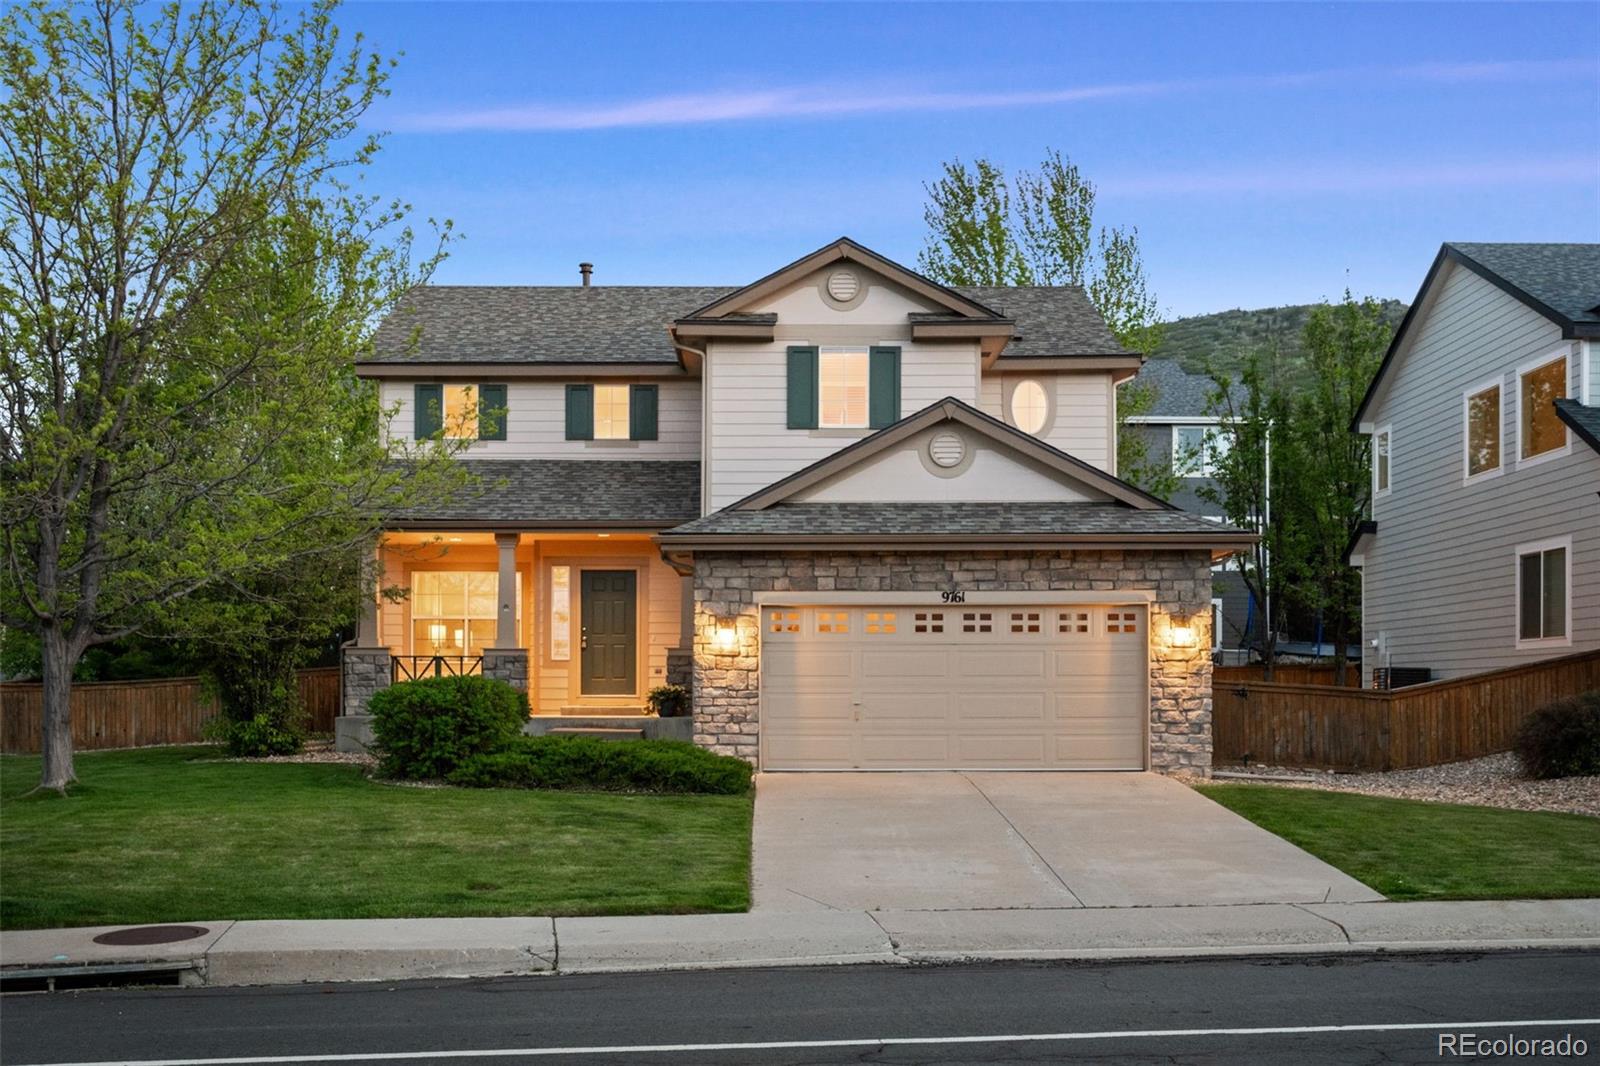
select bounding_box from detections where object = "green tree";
[1197,348,1300,676]
[1285,292,1392,683]
[917,150,1168,491]
[0,0,462,791]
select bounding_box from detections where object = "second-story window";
[443,385,477,439]
[1173,425,1229,477]
[1518,354,1567,462]
[564,383,657,441]
[818,348,869,428]
[1373,425,1392,496]
[594,384,631,440]
[414,382,507,442]
[1463,380,1502,481]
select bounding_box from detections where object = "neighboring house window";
[1010,379,1049,435]
[786,345,900,430]
[1173,425,1229,477]
[1212,597,1224,650]
[549,565,571,661]
[1515,536,1570,646]
[411,571,521,658]
[819,348,869,428]
[414,383,507,441]
[1463,380,1502,481]
[1373,425,1392,496]
[1518,355,1568,461]
[564,384,658,441]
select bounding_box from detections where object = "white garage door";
[761,604,1147,770]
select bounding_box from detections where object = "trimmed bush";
[369,675,528,780]
[448,736,752,795]
[1514,691,1600,780]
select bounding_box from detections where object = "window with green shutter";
[477,383,507,441]
[414,383,443,439]
[565,384,594,440]
[786,346,819,429]
[629,384,658,440]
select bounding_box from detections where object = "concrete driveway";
[753,772,1383,911]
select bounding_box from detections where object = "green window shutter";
[477,383,507,441]
[414,383,443,439]
[565,384,593,440]
[869,346,901,428]
[629,384,659,441]
[786,346,818,429]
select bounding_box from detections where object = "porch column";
[355,540,382,646]
[494,532,519,649]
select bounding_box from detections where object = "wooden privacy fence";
[1215,664,1363,688]
[1213,648,1600,771]
[0,667,340,754]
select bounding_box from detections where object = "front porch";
[338,529,693,750]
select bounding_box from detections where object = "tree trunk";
[38,625,78,792]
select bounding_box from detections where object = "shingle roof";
[388,459,700,526]
[1127,359,1244,418]
[367,282,1130,364]
[1554,399,1600,456]
[1447,243,1600,334]
[662,501,1245,539]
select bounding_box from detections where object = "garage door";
[761,605,1147,770]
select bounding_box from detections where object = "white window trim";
[1211,597,1225,650]
[1460,377,1504,486]
[1372,424,1392,498]
[1513,534,1573,650]
[1514,350,1571,471]
[1172,424,1223,477]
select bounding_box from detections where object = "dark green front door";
[580,570,637,695]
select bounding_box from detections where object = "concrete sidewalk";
[4,900,1598,987]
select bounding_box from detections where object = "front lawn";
[0,747,752,930]
[1197,783,1600,901]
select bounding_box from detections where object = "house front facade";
[1350,242,1600,687]
[339,239,1253,773]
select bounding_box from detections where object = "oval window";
[1010,379,1049,435]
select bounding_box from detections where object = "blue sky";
[344,2,1600,317]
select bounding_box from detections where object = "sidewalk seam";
[865,910,902,960]
[1291,903,1353,944]
[960,774,1086,908]
[550,917,560,972]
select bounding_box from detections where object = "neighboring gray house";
[1124,359,1255,654]
[1350,242,1600,687]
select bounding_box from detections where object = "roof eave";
[654,532,1260,551]
[356,361,688,379]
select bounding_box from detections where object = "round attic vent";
[826,269,860,303]
[928,431,966,468]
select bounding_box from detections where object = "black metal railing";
[392,655,483,682]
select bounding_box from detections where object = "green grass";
[1196,783,1600,901]
[0,746,752,930]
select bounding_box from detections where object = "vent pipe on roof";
[579,262,593,287]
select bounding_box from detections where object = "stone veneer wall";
[340,646,391,717]
[666,648,694,690]
[482,649,530,693]
[691,550,1215,773]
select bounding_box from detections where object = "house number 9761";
[940,589,966,603]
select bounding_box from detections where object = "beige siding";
[978,370,1116,470]
[1361,262,1600,684]
[380,379,701,460]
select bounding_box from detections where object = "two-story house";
[338,238,1253,772]
[1349,242,1599,687]
[1123,359,1255,654]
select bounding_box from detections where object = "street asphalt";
[2,950,1598,1065]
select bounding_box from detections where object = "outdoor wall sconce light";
[1168,623,1198,649]
[714,617,740,654]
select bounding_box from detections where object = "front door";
[580,570,637,696]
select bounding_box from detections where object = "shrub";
[1514,691,1600,780]
[203,649,307,757]
[448,736,752,795]
[647,684,690,718]
[369,675,528,780]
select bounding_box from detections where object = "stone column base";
[482,648,530,692]
[341,645,391,718]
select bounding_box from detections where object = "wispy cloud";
[387,58,1596,133]
[1106,157,1600,197]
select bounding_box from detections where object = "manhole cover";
[92,925,210,946]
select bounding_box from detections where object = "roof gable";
[732,396,1172,512]
[686,237,1003,320]
[1354,242,1600,428]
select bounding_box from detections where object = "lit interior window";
[443,385,478,439]
[819,349,869,428]
[1010,379,1048,434]
[594,384,631,440]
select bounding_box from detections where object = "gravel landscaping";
[1214,753,1599,818]
[226,738,376,768]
